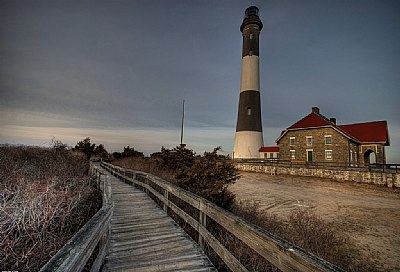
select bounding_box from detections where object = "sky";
[1,0,399,162]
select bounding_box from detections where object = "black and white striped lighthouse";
[233,6,264,159]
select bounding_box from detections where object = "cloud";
[0,0,399,162]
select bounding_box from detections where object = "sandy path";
[229,171,400,271]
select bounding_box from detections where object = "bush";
[0,145,102,271]
[174,147,239,210]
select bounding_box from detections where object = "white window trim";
[290,137,296,146]
[306,136,313,146]
[290,149,296,160]
[325,150,333,160]
[325,135,332,145]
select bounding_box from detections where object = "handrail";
[40,163,113,272]
[101,161,343,272]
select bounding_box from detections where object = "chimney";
[330,118,336,125]
[312,107,320,114]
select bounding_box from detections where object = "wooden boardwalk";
[102,171,216,272]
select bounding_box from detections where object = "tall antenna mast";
[180,99,185,146]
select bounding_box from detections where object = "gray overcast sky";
[1,0,399,162]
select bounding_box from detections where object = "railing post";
[103,173,107,206]
[198,202,207,249]
[146,175,149,194]
[163,189,168,212]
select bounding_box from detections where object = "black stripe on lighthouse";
[242,27,260,58]
[236,90,262,132]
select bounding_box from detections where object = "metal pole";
[180,99,185,146]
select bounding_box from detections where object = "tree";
[176,147,239,210]
[93,144,108,157]
[159,145,196,174]
[73,137,95,159]
[122,146,144,158]
[158,145,240,210]
[50,138,68,153]
[112,152,123,159]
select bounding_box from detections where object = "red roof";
[277,107,390,146]
[259,146,279,152]
[338,121,389,144]
[288,113,332,129]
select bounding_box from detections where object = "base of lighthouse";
[233,131,263,159]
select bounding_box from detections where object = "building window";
[250,32,253,39]
[325,150,333,160]
[350,151,353,161]
[290,150,296,160]
[325,135,332,145]
[306,136,313,146]
[247,107,252,115]
[290,137,296,146]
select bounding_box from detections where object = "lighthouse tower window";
[250,32,253,39]
[247,107,252,115]
[249,49,253,56]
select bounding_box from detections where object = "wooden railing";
[40,163,113,272]
[102,162,343,272]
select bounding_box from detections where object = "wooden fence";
[102,162,343,272]
[40,163,113,272]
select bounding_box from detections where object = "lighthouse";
[233,6,264,159]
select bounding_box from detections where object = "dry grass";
[0,145,102,271]
[232,200,376,271]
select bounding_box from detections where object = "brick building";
[275,107,390,165]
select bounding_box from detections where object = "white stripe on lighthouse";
[233,131,264,158]
[240,55,260,93]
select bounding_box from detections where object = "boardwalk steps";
[102,171,216,272]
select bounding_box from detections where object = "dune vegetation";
[0,143,102,271]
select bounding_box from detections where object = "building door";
[307,150,313,162]
[364,150,376,165]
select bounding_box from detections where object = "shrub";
[0,145,102,271]
[175,147,239,210]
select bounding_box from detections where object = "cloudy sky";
[1,0,399,162]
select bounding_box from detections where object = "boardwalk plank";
[101,170,216,272]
